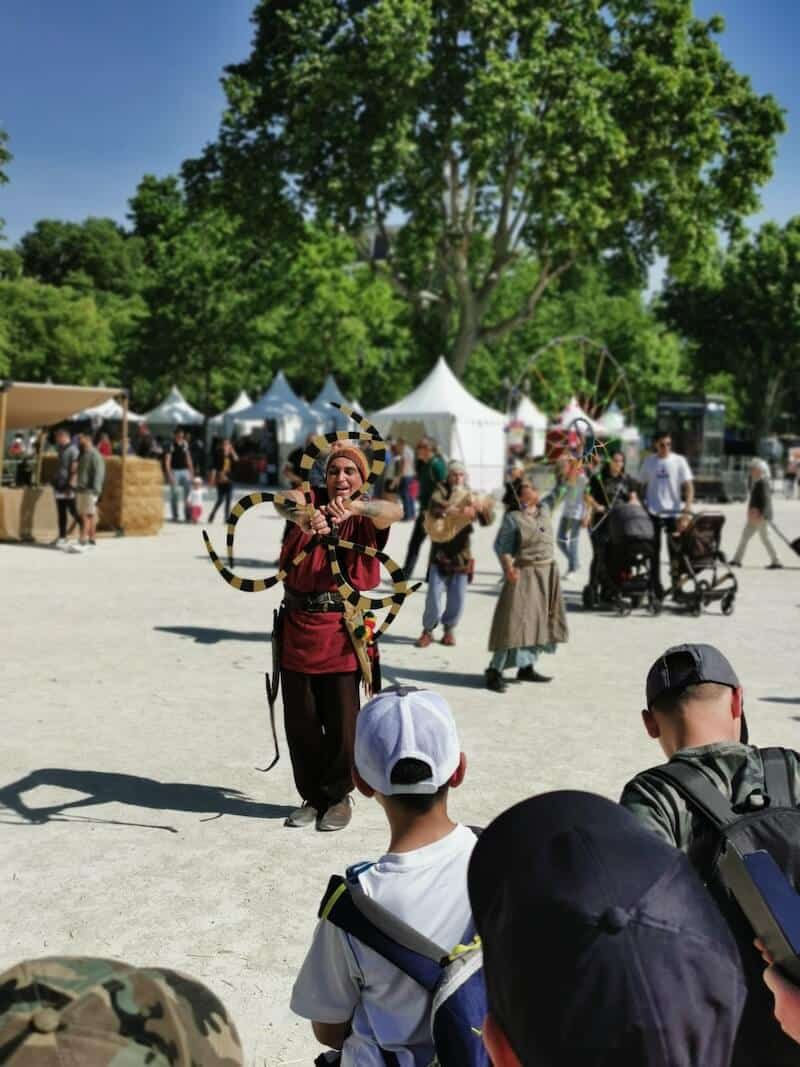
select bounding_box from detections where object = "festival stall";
[233,371,322,482]
[369,357,506,492]
[73,397,144,424]
[142,386,205,434]
[0,380,163,542]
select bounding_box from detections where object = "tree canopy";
[661,217,800,437]
[18,217,145,296]
[186,0,784,377]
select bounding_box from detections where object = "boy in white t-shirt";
[291,686,475,1067]
[638,431,694,598]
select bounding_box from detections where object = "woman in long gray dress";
[486,476,568,692]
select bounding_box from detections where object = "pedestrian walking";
[51,428,79,548]
[556,455,588,580]
[69,430,105,552]
[730,458,782,569]
[208,438,238,522]
[402,437,448,579]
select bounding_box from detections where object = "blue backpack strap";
[319,876,443,993]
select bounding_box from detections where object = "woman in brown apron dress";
[486,476,568,692]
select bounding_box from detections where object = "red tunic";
[280,490,389,674]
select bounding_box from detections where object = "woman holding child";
[485,475,568,693]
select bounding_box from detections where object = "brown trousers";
[280,669,360,812]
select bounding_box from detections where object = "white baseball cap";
[354,686,461,795]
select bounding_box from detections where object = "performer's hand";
[309,508,332,537]
[461,504,477,520]
[505,567,520,583]
[325,496,353,526]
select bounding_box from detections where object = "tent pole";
[119,392,129,535]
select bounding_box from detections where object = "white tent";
[207,390,253,438]
[598,400,625,435]
[234,371,322,477]
[370,357,506,492]
[143,386,204,428]
[553,396,605,436]
[73,397,144,423]
[509,395,548,457]
[310,375,351,432]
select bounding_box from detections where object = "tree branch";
[479,255,575,346]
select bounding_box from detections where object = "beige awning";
[0,381,125,431]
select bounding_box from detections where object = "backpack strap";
[318,875,443,993]
[761,747,794,808]
[645,760,738,830]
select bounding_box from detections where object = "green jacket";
[77,446,106,496]
[620,742,800,855]
[416,454,448,508]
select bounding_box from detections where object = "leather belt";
[283,589,345,613]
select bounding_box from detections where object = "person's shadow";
[154,625,266,645]
[0,768,294,831]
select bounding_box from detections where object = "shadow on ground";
[0,769,293,830]
[154,626,266,645]
[382,666,486,689]
[759,696,800,706]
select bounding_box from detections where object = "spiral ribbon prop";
[202,403,421,768]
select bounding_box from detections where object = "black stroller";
[668,512,738,616]
[583,503,660,616]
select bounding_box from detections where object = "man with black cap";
[621,643,800,1066]
[468,790,746,1066]
[620,642,800,849]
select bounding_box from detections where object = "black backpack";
[646,748,800,1067]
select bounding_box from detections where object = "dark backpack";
[646,748,800,1067]
[316,870,489,1067]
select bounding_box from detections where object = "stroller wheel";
[616,598,632,617]
[691,599,703,617]
[647,597,663,616]
[582,585,596,610]
[721,592,735,616]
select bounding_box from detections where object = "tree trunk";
[449,307,479,379]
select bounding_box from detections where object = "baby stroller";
[583,503,660,616]
[669,512,738,616]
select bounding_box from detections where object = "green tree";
[260,227,416,408]
[18,217,145,296]
[0,278,117,384]
[128,175,186,246]
[0,127,11,239]
[662,218,800,437]
[187,0,784,377]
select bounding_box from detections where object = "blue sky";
[0,0,797,248]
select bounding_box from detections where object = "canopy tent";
[509,395,548,457]
[207,390,253,438]
[142,386,204,429]
[310,374,352,432]
[552,397,606,436]
[73,397,144,423]
[0,381,126,432]
[598,400,625,435]
[370,357,506,492]
[234,371,322,475]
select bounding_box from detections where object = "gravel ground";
[2,495,799,1064]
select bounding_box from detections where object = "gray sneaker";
[284,802,318,828]
[316,796,354,832]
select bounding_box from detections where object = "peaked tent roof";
[512,394,548,429]
[208,390,253,427]
[599,400,626,434]
[235,370,318,423]
[372,357,505,423]
[143,386,204,426]
[311,374,348,412]
[553,396,605,435]
[74,397,144,422]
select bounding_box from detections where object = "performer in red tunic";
[279,445,402,831]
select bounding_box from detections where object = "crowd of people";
[6,646,800,1066]
[5,424,799,1065]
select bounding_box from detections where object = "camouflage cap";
[0,956,243,1066]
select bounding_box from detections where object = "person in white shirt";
[291,686,475,1066]
[638,431,694,598]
